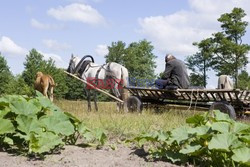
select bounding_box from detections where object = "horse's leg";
[49,86,54,102]
[85,89,91,112]
[121,88,129,112]
[112,83,121,112]
[93,91,98,112]
[43,86,48,98]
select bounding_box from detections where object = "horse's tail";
[48,75,57,87]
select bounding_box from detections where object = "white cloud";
[47,3,106,25]
[38,50,67,69]
[42,39,71,51]
[30,19,64,30]
[154,57,165,75]
[138,0,250,58]
[138,12,217,57]
[0,36,28,56]
[66,0,103,3]
[38,50,63,63]
[247,54,250,73]
[95,44,108,57]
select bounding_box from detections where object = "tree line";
[0,7,250,100]
[0,39,156,100]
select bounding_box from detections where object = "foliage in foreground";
[131,110,250,166]
[0,92,107,157]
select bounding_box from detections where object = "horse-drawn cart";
[125,86,250,119]
[64,71,250,119]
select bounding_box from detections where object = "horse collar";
[75,58,92,76]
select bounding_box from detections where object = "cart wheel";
[125,96,143,112]
[209,102,236,120]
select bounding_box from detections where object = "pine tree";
[0,54,13,95]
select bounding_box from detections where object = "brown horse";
[34,72,56,101]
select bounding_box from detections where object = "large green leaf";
[4,136,14,145]
[188,125,211,136]
[3,95,26,103]
[29,131,63,154]
[208,133,238,151]
[211,122,231,133]
[132,132,159,147]
[180,144,202,155]
[232,147,250,165]
[0,108,10,118]
[213,110,233,122]
[94,129,107,145]
[39,115,74,136]
[16,115,42,137]
[232,122,250,133]
[0,118,15,134]
[10,99,41,115]
[64,112,81,123]
[239,135,250,144]
[164,150,187,163]
[35,90,44,97]
[169,126,190,144]
[35,96,62,112]
[28,99,42,111]
[77,122,91,135]
[36,96,53,109]
[186,114,205,126]
[157,131,169,142]
[0,97,9,109]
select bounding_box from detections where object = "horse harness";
[74,58,92,76]
[76,61,121,86]
[94,62,120,85]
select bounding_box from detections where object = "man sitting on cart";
[155,54,190,89]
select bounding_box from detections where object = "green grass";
[55,100,201,140]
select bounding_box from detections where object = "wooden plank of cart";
[124,86,250,119]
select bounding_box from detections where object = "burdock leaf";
[0,118,15,134]
[10,99,41,115]
[208,133,238,151]
[39,115,74,136]
[232,147,250,165]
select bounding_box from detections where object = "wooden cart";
[125,86,250,119]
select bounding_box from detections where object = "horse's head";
[67,55,79,73]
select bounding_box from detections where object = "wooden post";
[64,71,124,103]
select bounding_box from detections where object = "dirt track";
[0,145,177,167]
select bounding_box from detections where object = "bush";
[0,92,107,157]
[131,111,250,166]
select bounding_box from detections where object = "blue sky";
[1,0,250,88]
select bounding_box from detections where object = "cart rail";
[125,86,250,113]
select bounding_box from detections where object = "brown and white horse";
[34,71,56,101]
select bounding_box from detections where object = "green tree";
[212,8,250,87]
[105,41,126,64]
[238,70,250,90]
[22,49,46,87]
[186,38,214,87]
[0,54,14,95]
[65,75,86,100]
[52,68,69,99]
[189,73,204,87]
[5,75,32,96]
[106,39,157,86]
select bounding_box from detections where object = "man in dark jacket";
[155,54,190,89]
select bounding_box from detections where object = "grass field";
[55,100,202,140]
